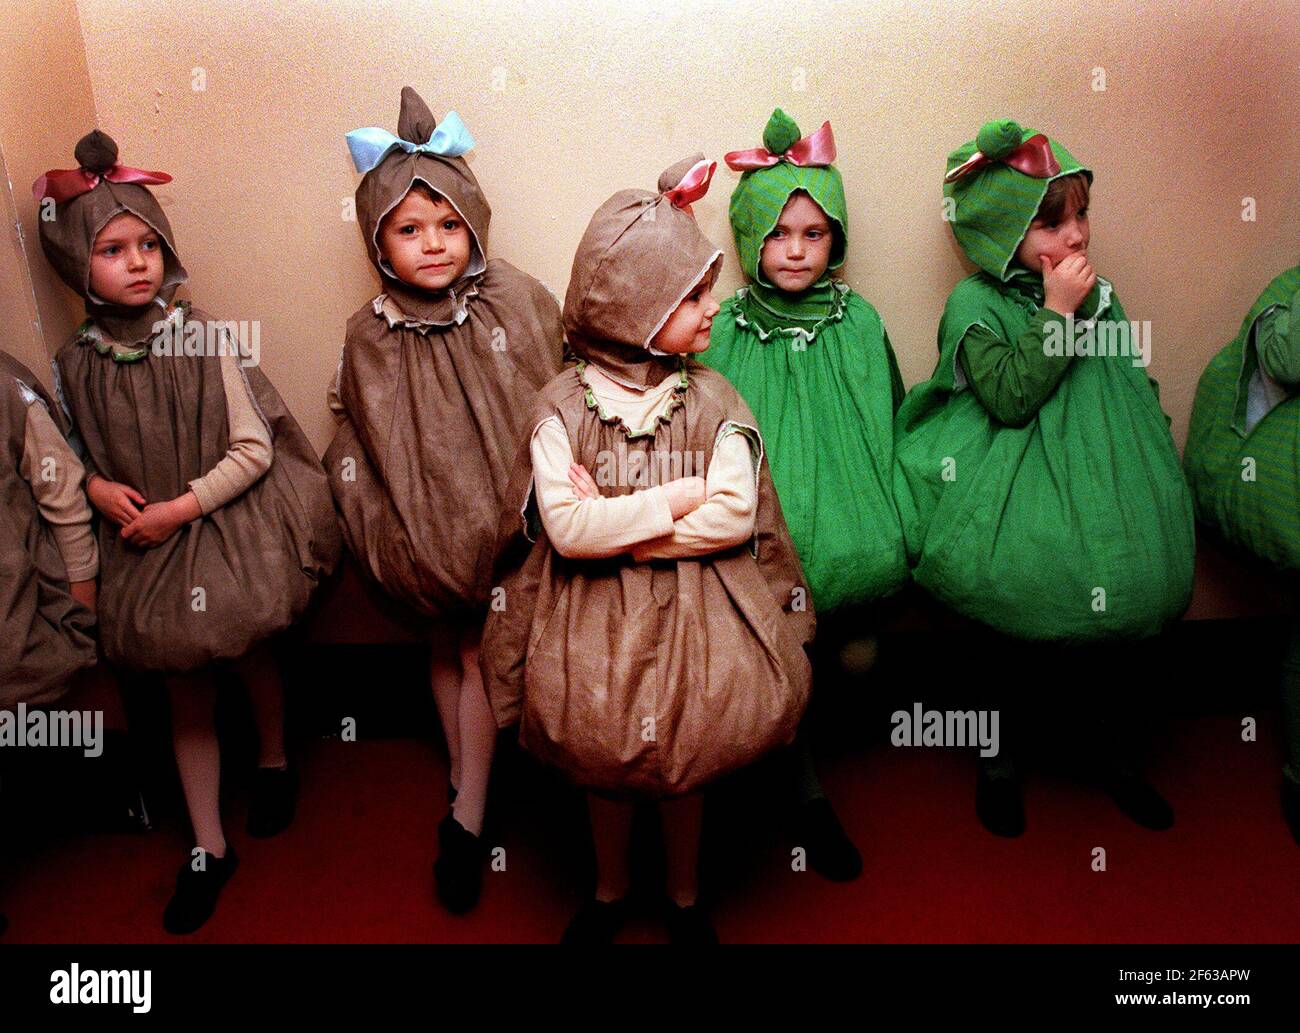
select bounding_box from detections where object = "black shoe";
[794,797,863,881]
[663,900,718,945]
[561,897,630,945]
[1282,781,1300,846]
[85,733,153,834]
[247,766,297,839]
[162,847,239,935]
[86,784,153,835]
[1104,774,1174,831]
[433,813,484,914]
[976,767,1025,838]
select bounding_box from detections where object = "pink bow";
[724,121,837,172]
[662,158,717,212]
[943,134,1060,184]
[32,164,172,204]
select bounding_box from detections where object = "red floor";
[2,713,1298,944]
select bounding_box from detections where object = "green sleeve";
[956,307,1075,427]
[1256,289,1300,387]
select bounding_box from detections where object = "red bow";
[943,134,1060,184]
[724,121,837,172]
[32,164,172,204]
[662,158,717,212]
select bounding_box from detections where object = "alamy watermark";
[592,444,706,488]
[891,702,999,758]
[1044,315,1152,368]
[151,314,260,369]
[0,704,103,757]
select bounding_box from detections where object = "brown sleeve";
[186,352,274,514]
[20,400,98,581]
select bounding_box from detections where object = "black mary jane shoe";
[561,897,630,945]
[976,767,1025,838]
[162,847,240,936]
[1104,773,1174,831]
[433,813,485,914]
[794,797,864,881]
[247,766,298,839]
[663,900,718,945]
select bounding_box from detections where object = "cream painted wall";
[0,0,99,387]
[41,0,1300,452]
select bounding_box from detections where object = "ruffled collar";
[76,298,191,363]
[375,273,483,332]
[732,278,849,345]
[575,358,688,440]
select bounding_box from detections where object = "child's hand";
[1042,253,1096,316]
[69,579,97,612]
[120,493,200,549]
[664,477,706,519]
[568,463,601,500]
[86,475,145,527]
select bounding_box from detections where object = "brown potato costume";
[482,157,815,798]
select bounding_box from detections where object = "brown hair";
[1034,173,1090,225]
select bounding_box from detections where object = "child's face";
[651,270,720,354]
[759,191,834,292]
[378,187,472,291]
[88,211,164,306]
[1015,181,1090,274]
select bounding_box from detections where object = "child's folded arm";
[20,398,98,581]
[530,416,675,559]
[631,426,757,562]
[186,352,274,515]
[1256,295,1299,387]
[958,309,1075,427]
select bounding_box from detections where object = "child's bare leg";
[660,793,704,907]
[166,670,225,857]
[451,624,494,836]
[588,794,635,902]
[234,642,286,770]
[429,629,462,795]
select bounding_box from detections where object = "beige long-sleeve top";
[530,363,758,561]
[98,342,273,515]
[20,398,98,581]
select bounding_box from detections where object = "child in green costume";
[894,119,1195,836]
[1184,265,1300,843]
[702,109,908,880]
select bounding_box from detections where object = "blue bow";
[345,111,476,174]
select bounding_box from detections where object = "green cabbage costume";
[893,120,1195,641]
[700,109,908,612]
[1184,266,1300,570]
[1184,266,1300,801]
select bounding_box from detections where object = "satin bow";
[32,164,172,204]
[943,134,1060,183]
[345,111,475,174]
[724,121,837,172]
[662,158,717,211]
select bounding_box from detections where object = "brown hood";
[563,153,723,389]
[353,86,491,326]
[36,130,187,346]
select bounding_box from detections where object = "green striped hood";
[729,109,847,285]
[944,120,1091,281]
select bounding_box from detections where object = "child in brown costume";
[35,129,340,935]
[0,347,98,940]
[0,348,97,701]
[326,87,564,912]
[482,156,814,943]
